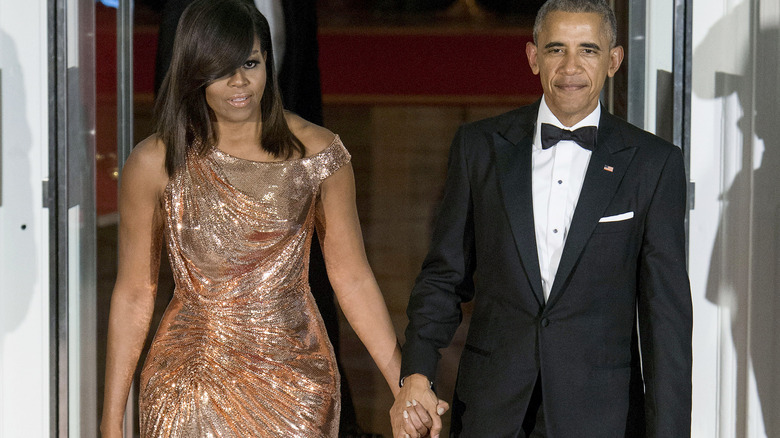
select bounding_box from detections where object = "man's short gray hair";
[533,0,618,48]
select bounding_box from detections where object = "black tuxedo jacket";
[401,101,692,437]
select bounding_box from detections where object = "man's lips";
[555,83,587,92]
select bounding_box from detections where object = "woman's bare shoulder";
[285,112,337,157]
[122,134,169,190]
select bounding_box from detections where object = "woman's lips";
[228,94,251,108]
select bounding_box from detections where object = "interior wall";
[689,0,780,436]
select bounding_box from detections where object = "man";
[391,0,692,436]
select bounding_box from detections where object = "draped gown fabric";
[139,136,351,437]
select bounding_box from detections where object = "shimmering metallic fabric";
[139,137,350,437]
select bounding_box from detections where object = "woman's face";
[205,39,267,126]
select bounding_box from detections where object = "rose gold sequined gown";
[138,137,350,437]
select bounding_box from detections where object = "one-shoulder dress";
[138,137,350,437]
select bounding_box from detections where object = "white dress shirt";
[532,96,601,301]
[254,0,285,72]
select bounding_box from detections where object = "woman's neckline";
[211,135,340,165]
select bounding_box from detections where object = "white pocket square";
[599,211,634,223]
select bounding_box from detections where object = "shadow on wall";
[0,26,37,418]
[694,1,780,436]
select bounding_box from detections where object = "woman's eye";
[244,60,259,69]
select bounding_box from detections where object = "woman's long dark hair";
[155,0,304,176]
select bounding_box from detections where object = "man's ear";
[526,42,540,75]
[607,45,624,78]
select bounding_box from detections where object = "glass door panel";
[52,0,97,435]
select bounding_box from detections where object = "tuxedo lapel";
[546,111,636,307]
[493,104,545,306]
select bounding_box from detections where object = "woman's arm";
[317,161,402,395]
[100,137,168,437]
[294,120,447,436]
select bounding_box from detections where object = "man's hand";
[390,374,449,438]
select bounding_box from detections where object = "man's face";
[526,11,624,127]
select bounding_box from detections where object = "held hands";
[390,374,450,438]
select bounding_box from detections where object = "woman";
[100,0,443,436]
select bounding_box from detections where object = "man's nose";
[560,52,581,73]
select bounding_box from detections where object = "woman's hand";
[390,374,450,438]
[393,398,451,438]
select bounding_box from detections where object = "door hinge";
[688,181,695,210]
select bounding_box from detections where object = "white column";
[0,0,51,436]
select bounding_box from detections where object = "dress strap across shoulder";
[307,135,351,182]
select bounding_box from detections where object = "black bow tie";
[540,123,597,151]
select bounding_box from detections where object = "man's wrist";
[399,373,433,389]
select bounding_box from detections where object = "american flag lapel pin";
[603,164,614,172]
